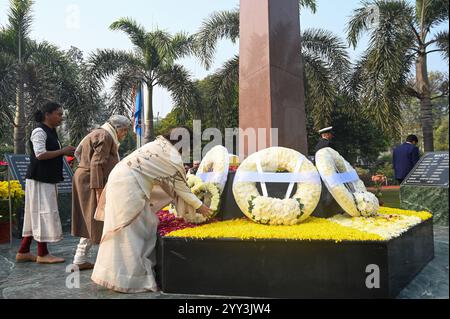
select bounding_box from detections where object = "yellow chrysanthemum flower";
[165,207,432,242]
[166,217,384,242]
[0,181,24,200]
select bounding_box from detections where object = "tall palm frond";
[416,0,449,31]
[110,18,147,48]
[195,0,317,69]
[158,64,202,120]
[195,9,240,69]
[432,30,449,60]
[109,66,143,116]
[303,53,337,129]
[299,0,317,13]
[301,28,352,91]
[208,55,239,123]
[88,49,143,86]
[0,52,17,136]
[94,17,201,142]
[7,0,34,40]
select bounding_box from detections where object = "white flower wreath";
[232,147,322,225]
[191,182,221,213]
[196,145,230,192]
[315,147,379,217]
[187,175,203,188]
[170,175,221,223]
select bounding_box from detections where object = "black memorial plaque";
[403,152,449,187]
[4,154,73,194]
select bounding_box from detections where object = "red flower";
[157,209,201,237]
[229,166,238,172]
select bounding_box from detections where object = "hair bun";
[34,110,44,123]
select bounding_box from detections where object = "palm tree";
[0,48,17,138]
[347,0,449,152]
[0,0,99,153]
[194,1,354,130]
[89,18,200,143]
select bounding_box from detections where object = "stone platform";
[0,227,448,299]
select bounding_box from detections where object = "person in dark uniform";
[393,135,420,184]
[314,127,334,154]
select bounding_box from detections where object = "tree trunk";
[416,51,434,152]
[143,84,154,145]
[13,80,26,154]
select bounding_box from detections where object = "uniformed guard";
[314,126,334,154]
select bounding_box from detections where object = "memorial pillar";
[239,0,308,157]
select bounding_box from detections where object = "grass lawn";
[368,188,401,209]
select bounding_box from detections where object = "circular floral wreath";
[191,182,221,213]
[197,145,230,192]
[232,147,322,225]
[315,147,379,217]
[170,175,221,224]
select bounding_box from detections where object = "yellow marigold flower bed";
[166,217,384,242]
[378,207,432,221]
[165,207,432,242]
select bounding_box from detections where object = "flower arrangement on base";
[233,147,321,225]
[169,175,222,224]
[164,207,432,242]
[315,148,380,217]
[157,210,201,237]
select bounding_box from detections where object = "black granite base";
[156,219,434,299]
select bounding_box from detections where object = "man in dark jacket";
[393,135,420,184]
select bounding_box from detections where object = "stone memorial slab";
[4,154,73,194]
[401,152,449,225]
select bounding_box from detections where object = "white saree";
[91,136,202,293]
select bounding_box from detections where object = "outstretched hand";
[197,204,213,218]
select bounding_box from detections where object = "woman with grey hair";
[70,115,131,271]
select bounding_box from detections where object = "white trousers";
[73,237,93,265]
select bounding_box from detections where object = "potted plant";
[0,180,24,244]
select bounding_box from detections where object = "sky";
[0,0,448,118]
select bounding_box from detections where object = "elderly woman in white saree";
[91,134,211,293]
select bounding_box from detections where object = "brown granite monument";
[239,0,308,156]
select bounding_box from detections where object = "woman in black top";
[16,102,75,264]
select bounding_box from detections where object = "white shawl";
[95,136,201,243]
